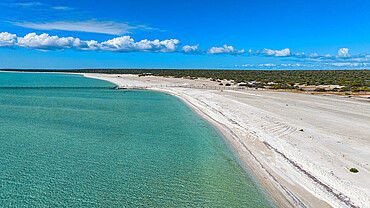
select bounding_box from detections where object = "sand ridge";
[84,73,370,208]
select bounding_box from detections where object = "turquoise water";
[0,72,276,207]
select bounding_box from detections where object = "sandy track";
[84,73,370,208]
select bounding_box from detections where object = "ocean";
[0,72,275,207]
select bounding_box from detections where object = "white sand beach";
[84,73,370,208]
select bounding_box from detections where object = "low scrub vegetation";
[4,69,369,92]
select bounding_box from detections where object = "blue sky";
[0,0,369,69]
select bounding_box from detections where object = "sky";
[0,0,369,69]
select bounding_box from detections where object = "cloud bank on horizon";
[1,32,368,64]
[0,32,181,52]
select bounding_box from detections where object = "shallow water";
[0,72,276,207]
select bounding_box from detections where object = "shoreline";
[83,74,307,207]
[83,73,370,208]
[155,88,305,207]
[81,73,303,206]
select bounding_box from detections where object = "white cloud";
[207,44,245,55]
[182,44,201,54]
[258,63,276,67]
[293,52,305,57]
[76,39,100,51]
[342,55,370,63]
[0,32,17,47]
[100,36,180,52]
[261,48,291,57]
[8,1,75,11]
[11,20,154,35]
[1,32,369,62]
[294,52,320,58]
[308,53,320,58]
[240,62,368,69]
[15,2,42,7]
[329,62,369,67]
[336,48,351,58]
[241,63,307,68]
[16,33,94,51]
[281,63,306,67]
[52,6,73,10]
[248,48,291,57]
[1,32,180,52]
[298,48,369,62]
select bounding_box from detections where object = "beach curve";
[83,73,370,208]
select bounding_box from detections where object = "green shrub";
[350,168,359,173]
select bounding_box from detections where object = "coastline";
[82,73,370,208]
[154,87,303,207]
[2,69,368,206]
[82,73,307,207]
